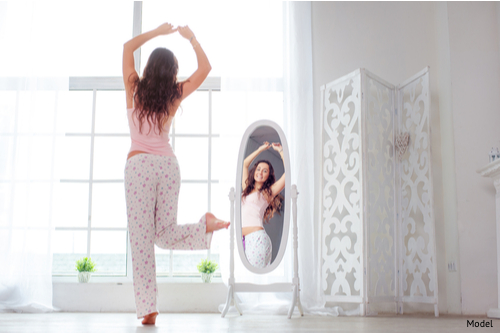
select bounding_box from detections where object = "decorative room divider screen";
[320,67,438,317]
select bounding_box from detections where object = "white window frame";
[53,77,220,282]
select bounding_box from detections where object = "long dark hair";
[242,160,283,223]
[132,47,185,135]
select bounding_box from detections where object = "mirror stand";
[221,185,304,319]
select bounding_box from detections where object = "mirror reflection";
[241,126,285,268]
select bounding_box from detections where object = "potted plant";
[197,259,218,283]
[75,257,96,283]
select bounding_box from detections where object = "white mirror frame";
[221,119,303,319]
[235,119,291,274]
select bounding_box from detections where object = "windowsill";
[52,275,223,284]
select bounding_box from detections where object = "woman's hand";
[178,25,195,40]
[156,22,177,36]
[271,142,283,152]
[258,141,271,152]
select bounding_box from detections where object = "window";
[52,82,221,278]
[50,1,283,280]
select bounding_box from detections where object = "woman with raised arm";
[241,141,285,268]
[122,22,229,325]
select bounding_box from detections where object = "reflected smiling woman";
[241,141,285,268]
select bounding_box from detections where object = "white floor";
[0,313,495,333]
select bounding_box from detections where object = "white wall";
[53,282,227,313]
[311,1,500,315]
[446,2,500,315]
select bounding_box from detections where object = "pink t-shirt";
[127,108,175,157]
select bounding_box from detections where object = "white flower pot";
[78,272,92,283]
[201,272,213,283]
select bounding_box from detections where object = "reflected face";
[254,162,270,184]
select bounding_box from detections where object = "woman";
[241,141,285,268]
[122,22,229,325]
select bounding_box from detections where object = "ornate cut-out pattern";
[322,75,363,298]
[365,77,396,299]
[321,69,437,312]
[398,74,436,299]
[396,132,410,161]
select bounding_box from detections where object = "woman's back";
[127,107,175,157]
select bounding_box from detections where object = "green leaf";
[196,258,218,274]
[75,257,97,272]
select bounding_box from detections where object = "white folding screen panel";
[363,72,398,307]
[320,70,364,304]
[320,67,438,316]
[396,69,438,313]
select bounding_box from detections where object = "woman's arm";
[270,143,285,198]
[242,141,271,190]
[177,26,212,101]
[122,22,178,108]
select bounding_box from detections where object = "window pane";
[177,183,207,225]
[54,136,90,180]
[14,136,54,180]
[210,183,231,227]
[175,137,208,180]
[0,3,72,77]
[57,91,93,134]
[209,183,229,276]
[245,92,284,126]
[52,230,87,275]
[64,2,134,76]
[53,183,88,228]
[0,136,14,180]
[90,231,127,276]
[12,183,51,228]
[155,247,171,275]
[93,137,130,180]
[17,91,57,134]
[95,91,129,134]
[92,183,127,228]
[212,91,284,136]
[142,2,283,78]
[212,91,247,136]
[172,250,208,274]
[212,136,239,183]
[0,91,18,133]
[0,184,11,227]
[174,91,208,134]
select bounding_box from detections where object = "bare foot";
[141,312,158,325]
[206,212,230,233]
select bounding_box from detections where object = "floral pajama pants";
[124,154,212,318]
[244,229,272,268]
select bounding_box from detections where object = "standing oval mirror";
[235,120,290,274]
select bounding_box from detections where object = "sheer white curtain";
[283,1,342,316]
[0,2,68,312]
[283,0,318,311]
[283,2,358,316]
[217,1,332,316]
